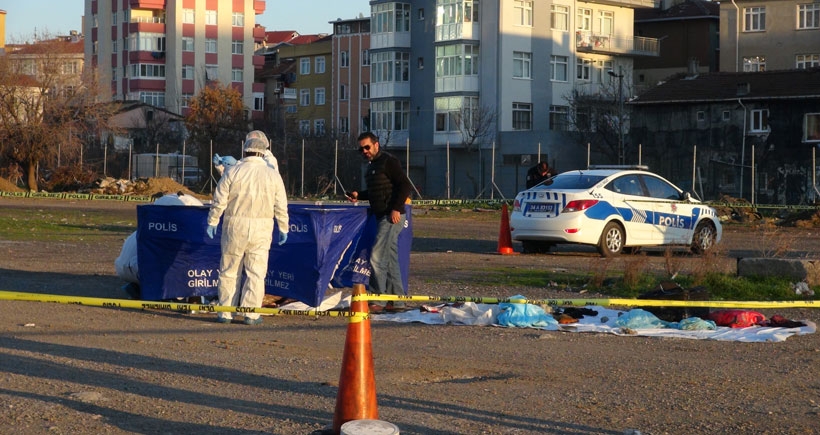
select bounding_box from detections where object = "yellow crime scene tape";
[357,293,820,310]
[0,290,368,320]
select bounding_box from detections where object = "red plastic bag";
[707,310,766,328]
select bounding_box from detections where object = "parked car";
[510,165,722,257]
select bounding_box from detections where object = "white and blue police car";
[510,165,722,257]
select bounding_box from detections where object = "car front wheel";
[597,221,625,257]
[691,221,717,254]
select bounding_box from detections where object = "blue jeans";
[369,214,406,306]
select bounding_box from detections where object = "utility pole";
[608,65,625,165]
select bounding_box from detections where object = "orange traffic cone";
[497,203,516,255]
[331,283,379,434]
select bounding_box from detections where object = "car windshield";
[536,173,606,189]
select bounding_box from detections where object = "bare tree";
[564,82,631,164]
[184,81,248,172]
[458,102,497,151]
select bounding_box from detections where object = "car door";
[640,174,693,244]
[605,174,653,245]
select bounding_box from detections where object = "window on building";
[796,54,820,69]
[550,105,569,131]
[315,88,325,105]
[551,5,569,31]
[300,58,311,75]
[433,97,464,132]
[373,51,411,82]
[205,38,217,53]
[92,14,98,28]
[362,116,370,132]
[339,117,349,133]
[743,56,766,71]
[577,8,592,31]
[205,10,217,25]
[130,63,166,79]
[362,50,370,66]
[551,55,568,81]
[744,7,766,31]
[183,9,194,24]
[723,110,731,122]
[697,111,706,123]
[232,12,244,27]
[231,68,243,82]
[112,39,118,53]
[112,12,118,24]
[362,83,370,99]
[434,44,479,78]
[340,51,350,67]
[130,32,166,52]
[512,103,532,130]
[182,37,194,51]
[804,113,820,142]
[181,65,194,79]
[576,58,592,81]
[232,40,243,55]
[597,60,614,83]
[340,84,348,101]
[139,91,165,108]
[314,119,325,136]
[418,8,425,20]
[300,88,310,106]
[253,93,264,111]
[315,56,326,73]
[514,0,533,26]
[205,65,218,81]
[299,120,310,136]
[418,57,425,69]
[513,51,532,79]
[750,109,769,132]
[599,11,614,35]
[798,4,820,29]
[63,61,79,75]
[466,0,480,22]
[181,93,193,108]
[372,2,411,33]
[373,100,410,131]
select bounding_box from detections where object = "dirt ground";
[1,197,819,434]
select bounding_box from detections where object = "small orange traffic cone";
[331,283,379,433]
[497,203,516,255]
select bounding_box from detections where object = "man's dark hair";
[357,131,379,143]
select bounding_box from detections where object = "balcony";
[576,32,659,57]
[129,0,165,10]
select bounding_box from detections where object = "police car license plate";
[528,203,554,213]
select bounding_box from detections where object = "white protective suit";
[207,155,289,321]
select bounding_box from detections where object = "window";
[577,8,592,31]
[181,65,194,79]
[231,68,243,82]
[597,60,614,83]
[253,93,264,111]
[576,58,592,81]
[697,111,706,122]
[205,38,217,53]
[466,0,479,23]
[798,4,820,29]
[139,91,165,107]
[315,56,326,74]
[550,105,569,131]
[300,58,311,75]
[512,103,532,130]
[232,40,243,55]
[340,84,348,101]
[744,7,766,31]
[804,113,820,142]
[373,100,410,131]
[362,83,370,99]
[723,110,731,122]
[299,120,311,136]
[130,32,166,52]
[232,12,244,27]
[373,51,411,82]
[112,39,118,53]
[130,63,166,78]
[205,10,217,25]
[182,9,194,24]
[796,54,820,69]
[599,11,614,35]
[551,5,569,31]
[362,116,370,132]
[62,61,79,75]
[434,97,463,132]
[514,1,533,26]
[435,44,479,78]
[339,117,349,133]
[372,2,411,33]
[750,109,769,132]
[362,50,370,66]
[743,56,766,72]
[314,119,325,136]
[418,8,425,20]
[181,93,193,108]
[513,51,532,79]
[300,88,310,106]
[550,55,568,81]
[182,37,194,51]
[418,57,424,69]
[315,88,325,105]
[205,65,218,81]
[340,51,350,67]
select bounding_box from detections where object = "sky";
[2,1,371,41]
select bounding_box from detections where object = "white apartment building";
[367,0,658,198]
[84,0,267,117]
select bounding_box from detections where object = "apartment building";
[83,0,267,117]
[331,17,371,141]
[720,0,820,72]
[367,0,659,198]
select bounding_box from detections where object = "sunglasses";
[359,145,371,153]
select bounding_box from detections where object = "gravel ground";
[1,198,819,434]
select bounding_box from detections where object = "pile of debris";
[92,177,210,200]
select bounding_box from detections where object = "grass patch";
[0,207,135,241]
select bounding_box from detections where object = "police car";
[510,165,722,256]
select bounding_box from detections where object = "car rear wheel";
[691,221,717,254]
[597,221,625,257]
[522,240,554,254]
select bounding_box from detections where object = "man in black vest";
[346,132,412,312]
